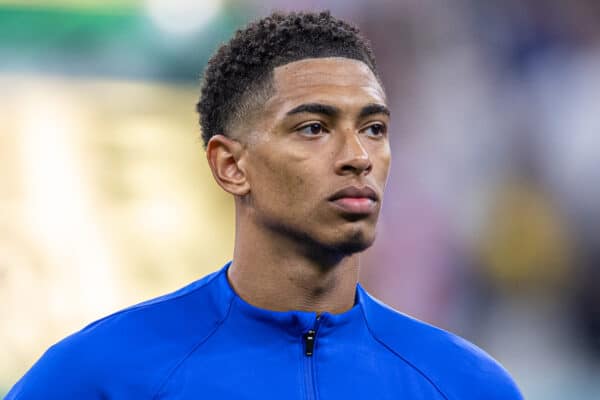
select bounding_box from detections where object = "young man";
[7,11,523,399]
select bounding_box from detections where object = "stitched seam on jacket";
[79,271,223,335]
[150,292,235,400]
[359,305,450,400]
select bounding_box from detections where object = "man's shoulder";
[359,286,523,400]
[6,268,231,399]
[71,268,226,348]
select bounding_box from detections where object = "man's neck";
[227,220,360,314]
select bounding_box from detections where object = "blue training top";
[6,262,523,399]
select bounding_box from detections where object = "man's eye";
[298,123,326,136]
[364,123,386,137]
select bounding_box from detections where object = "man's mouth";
[328,186,378,214]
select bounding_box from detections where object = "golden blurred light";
[17,87,121,316]
[0,74,234,389]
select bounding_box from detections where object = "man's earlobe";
[206,134,251,196]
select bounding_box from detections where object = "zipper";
[304,330,316,356]
[303,315,321,400]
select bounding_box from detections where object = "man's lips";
[328,186,379,214]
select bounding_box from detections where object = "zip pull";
[304,329,316,356]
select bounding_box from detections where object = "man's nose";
[334,130,372,176]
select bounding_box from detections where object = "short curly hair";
[196,10,379,147]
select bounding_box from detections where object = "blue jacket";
[6,263,523,399]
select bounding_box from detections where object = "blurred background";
[1,0,599,398]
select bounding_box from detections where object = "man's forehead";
[266,57,387,110]
[272,57,381,88]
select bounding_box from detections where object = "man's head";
[199,11,391,258]
[197,11,379,146]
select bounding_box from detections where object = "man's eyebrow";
[285,103,340,117]
[359,103,391,119]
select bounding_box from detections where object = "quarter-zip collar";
[214,261,364,338]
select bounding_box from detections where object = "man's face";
[241,57,391,254]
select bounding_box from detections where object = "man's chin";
[334,230,376,255]
[305,233,374,268]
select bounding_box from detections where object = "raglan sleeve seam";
[149,293,236,400]
[359,305,451,400]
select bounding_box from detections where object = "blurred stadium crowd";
[1,0,599,398]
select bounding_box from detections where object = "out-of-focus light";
[134,198,187,240]
[145,0,222,36]
[17,84,120,316]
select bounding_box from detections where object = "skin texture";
[206,57,391,314]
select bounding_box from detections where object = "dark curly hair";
[196,10,379,147]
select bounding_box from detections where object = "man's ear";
[206,134,251,196]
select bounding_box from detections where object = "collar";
[212,261,366,337]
